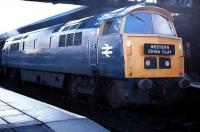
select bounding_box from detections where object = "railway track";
[0,79,200,132]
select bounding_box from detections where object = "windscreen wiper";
[130,14,145,22]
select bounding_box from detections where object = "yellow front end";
[123,35,184,78]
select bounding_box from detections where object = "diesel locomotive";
[1,5,189,107]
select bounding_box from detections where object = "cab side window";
[103,20,112,35]
[102,18,122,35]
[111,18,121,33]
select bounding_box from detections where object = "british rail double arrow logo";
[101,43,113,57]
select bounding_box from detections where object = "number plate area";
[144,43,175,55]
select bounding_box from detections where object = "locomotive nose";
[138,79,153,90]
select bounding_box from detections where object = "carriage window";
[13,44,16,51]
[13,43,15,51]
[10,44,14,51]
[69,24,79,30]
[78,17,99,29]
[16,43,19,51]
[66,33,74,46]
[10,43,19,51]
[124,13,154,34]
[13,43,16,51]
[13,37,22,41]
[59,35,66,47]
[52,27,61,33]
[74,32,82,46]
[23,35,29,39]
[18,37,23,40]
[62,26,71,31]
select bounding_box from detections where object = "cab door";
[89,38,97,65]
[97,18,124,78]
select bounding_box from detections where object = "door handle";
[93,43,97,48]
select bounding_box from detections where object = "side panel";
[21,70,65,88]
[98,34,124,78]
[2,28,99,76]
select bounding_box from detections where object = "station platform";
[0,87,108,132]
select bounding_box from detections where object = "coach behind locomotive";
[1,5,189,108]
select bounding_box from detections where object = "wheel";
[106,80,127,108]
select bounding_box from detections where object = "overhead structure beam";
[23,0,200,15]
[23,0,129,6]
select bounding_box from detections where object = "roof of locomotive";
[5,5,174,44]
[5,24,62,43]
[62,5,174,30]
[98,4,173,21]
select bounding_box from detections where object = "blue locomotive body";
[2,25,124,75]
[1,5,188,108]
